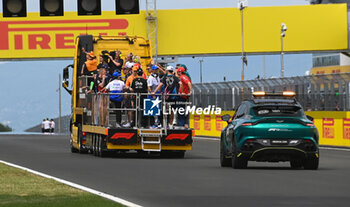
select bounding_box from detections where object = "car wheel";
[290,159,303,169]
[231,144,248,169]
[303,156,319,170]
[220,138,232,167]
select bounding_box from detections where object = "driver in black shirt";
[109,50,124,74]
[130,68,149,128]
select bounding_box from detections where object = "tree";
[0,123,12,132]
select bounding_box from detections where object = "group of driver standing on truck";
[80,49,192,129]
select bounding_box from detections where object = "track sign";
[78,0,101,16]
[116,0,139,15]
[40,0,64,16]
[2,0,27,17]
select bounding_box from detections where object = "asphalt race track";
[1,134,350,207]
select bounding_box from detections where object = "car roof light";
[282,91,296,97]
[253,91,266,97]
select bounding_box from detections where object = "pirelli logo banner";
[0,11,147,59]
[0,4,348,60]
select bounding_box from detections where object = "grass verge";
[0,163,124,207]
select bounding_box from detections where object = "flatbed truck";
[62,35,193,158]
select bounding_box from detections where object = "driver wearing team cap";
[101,72,125,128]
[80,48,97,76]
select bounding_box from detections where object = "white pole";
[281,35,284,78]
[59,74,61,134]
[199,59,203,83]
[263,55,266,79]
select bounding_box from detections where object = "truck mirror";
[63,67,69,80]
[62,80,69,88]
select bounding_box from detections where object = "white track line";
[194,137,350,152]
[194,137,219,141]
[319,147,350,152]
[0,160,142,207]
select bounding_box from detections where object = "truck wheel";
[220,138,232,167]
[96,135,101,157]
[99,135,107,157]
[290,159,303,169]
[92,134,97,156]
[172,151,185,158]
[160,151,171,158]
[160,150,185,158]
[178,151,185,158]
[303,156,319,170]
[137,150,148,156]
[70,139,78,153]
[77,124,86,154]
[95,135,107,157]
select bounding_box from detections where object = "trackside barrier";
[192,73,350,112]
[189,111,350,148]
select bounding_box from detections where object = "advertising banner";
[0,11,147,59]
[323,118,335,139]
[343,118,350,139]
[0,4,348,59]
[193,115,201,131]
[204,115,211,131]
[216,115,223,132]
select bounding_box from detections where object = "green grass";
[0,163,124,207]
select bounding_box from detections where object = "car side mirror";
[306,115,314,122]
[221,114,231,123]
[236,114,244,119]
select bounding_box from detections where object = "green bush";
[0,123,12,132]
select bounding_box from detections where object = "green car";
[220,92,319,169]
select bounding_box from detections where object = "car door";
[227,103,246,153]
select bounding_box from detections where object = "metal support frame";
[146,0,158,61]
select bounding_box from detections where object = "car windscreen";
[252,105,304,117]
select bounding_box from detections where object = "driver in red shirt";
[177,67,192,100]
[176,67,192,128]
